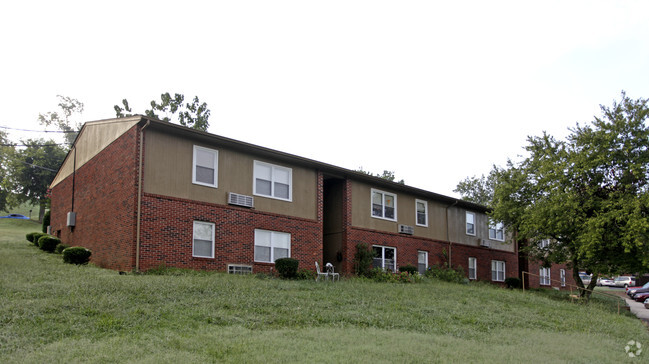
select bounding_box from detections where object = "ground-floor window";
[491,260,505,282]
[193,221,215,258]
[560,269,566,287]
[540,267,551,285]
[254,229,290,263]
[418,251,428,274]
[468,257,477,280]
[373,245,396,272]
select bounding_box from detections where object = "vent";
[66,212,76,227]
[480,239,490,248]
[228,192,254,208]
[398,224,414,235]
[228,264,253,275]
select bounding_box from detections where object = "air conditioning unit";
[398,224,414,235]
[228,192,254,208]
[66,212,76,227]
[480,239,490,248]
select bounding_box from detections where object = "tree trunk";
[38,200,46,223]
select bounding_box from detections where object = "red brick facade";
[525,260,577,291]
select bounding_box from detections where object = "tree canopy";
[489,92,649,296]
[37,95,84,146]
[356,167,405,184]
[115,92,211,131]
[453,168,500,206]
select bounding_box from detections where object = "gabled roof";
[50,116,488,213]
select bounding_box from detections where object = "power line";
[0,125,77,133]
[1,143,66,147]
[14,159,59,172]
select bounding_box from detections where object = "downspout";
[135,120,150,272]
[445,200,458,268]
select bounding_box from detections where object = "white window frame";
[192,221,215,258]
[371,189,397,221]
[491,260,505,282]
[466,212,476,236]
[415,199,428,227]
[560,269,566,287]
[253,229,291,263]
[468,257,477,280]
[372,245,397,272]
[192,145,218,188]
[539,239,550,249]
[253,161,293,202]
[488,221,505,241]
[417,250,428,274]
[540,267,551,286]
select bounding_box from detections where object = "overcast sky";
[1,1,648,197]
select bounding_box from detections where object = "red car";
[634,291,649,302]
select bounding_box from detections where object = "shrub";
[505,277,522,289]
[296,268,316,280]
[353,243,374,277]
[275,258,299,279]
[399,264,418,275]
[30,233,47,246]
[26,232,38,243]
[55,243,69,254]
[38,235,61,253]
[62,247,92,265]
[425,264,466,284]
[42,210,51,233]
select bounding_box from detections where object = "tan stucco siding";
[50,118,140,188]
[351,180,514,252]
[143,129,317,220]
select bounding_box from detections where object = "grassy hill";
[1,219,647,363]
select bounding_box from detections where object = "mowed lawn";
[1,220,647,363]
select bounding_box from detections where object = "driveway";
[625,297,649,323]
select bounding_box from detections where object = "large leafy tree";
[0,130,16,212]
[454,167,501,206]
[355,167,405,184]
[38,95,84,146]
[490,92,649,298]
[3,139,67,221]
[115,92,211,131]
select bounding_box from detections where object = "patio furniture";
[315,262,329,281]
[325,263,339,281]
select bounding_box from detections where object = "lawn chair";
[325,263,340,282]
[315,262,329,281]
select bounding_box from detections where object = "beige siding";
[143,129,318,220]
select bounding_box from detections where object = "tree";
[0,130,16,212]
[453,167,501,206]
[3,139,67,221]
[114,92,211,131]
[356,167,405,184]
[38,95,84,146]
[490,92,649,298]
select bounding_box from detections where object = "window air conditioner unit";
[398,224,414,235]
[480,239,490,248]
[228,192,254,208]
[67,212,76,227]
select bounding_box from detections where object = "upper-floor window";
[253,161,292,201]
[192,146,218,188]
[415,199,428,227]
[466,212,476,236]
[488,221,504,241]
[371,189,397,221]
[539,239,550,249]
[254,229,290,263]
[193,221,215,258]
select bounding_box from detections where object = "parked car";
[634,291,649,302]
[612,276,636,288]
[627,282,649,296]
[0,214,29,220]
[644,298,649,310]
[597,277,615,286]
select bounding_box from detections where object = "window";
[192,146,218,188]
[415,199,428,226]
[488,221,504,241]
[539,239,550,249]
[193,221,215,258]
[371,189,397,221]
[466,212,475,235]
[254,229,291,263]
[540,267,551,285]
[491,260,505,282]
[372,245,396,272]
[253,161,292,201]
[468,257,477,280]
[418,251,428,274]
[560,269,566,287]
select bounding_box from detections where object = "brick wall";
[138,193,323,273]
[50,125,140,271]
[449,243,518,283]
[526,260,576,291]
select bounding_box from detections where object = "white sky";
[1,1,648,197]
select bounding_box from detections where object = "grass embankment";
[1,220,647,363]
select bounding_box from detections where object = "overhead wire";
[0,125,77,133]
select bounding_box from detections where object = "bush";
[425,264,466,284]
[505,277,522,289]
[275,258,299,279]
[30,233,47,246]
[62,247,92,265]
[42,210,51,233]
[353,243,374,277]
[38,235,61,253]
[26,232,38,243]
[296,268,316,280]
[399,264,418,275]
[55,243,69,254]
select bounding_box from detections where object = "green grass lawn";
[1,220,647,363]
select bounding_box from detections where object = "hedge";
[62,247,92,265]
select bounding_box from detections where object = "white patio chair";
[315,262,329,281]
[325,263,340,281]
